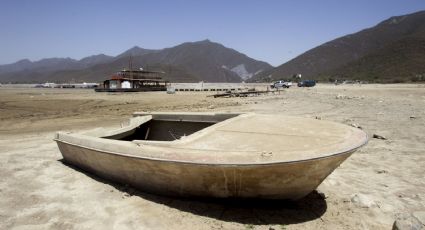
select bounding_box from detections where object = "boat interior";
[101,112,241,142]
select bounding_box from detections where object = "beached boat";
[54,112,368,200]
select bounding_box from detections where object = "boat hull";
[56,141,353,200]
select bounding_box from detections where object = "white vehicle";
[270,80,292,88]
[42,82,57,88]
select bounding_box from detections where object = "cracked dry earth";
[1,84,424,229]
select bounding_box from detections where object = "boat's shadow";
[141,190,328,226]
[61,160,327,225]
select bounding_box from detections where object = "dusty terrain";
[1,84,424,229]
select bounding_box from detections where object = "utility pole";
[129,56,133,79]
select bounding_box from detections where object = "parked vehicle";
[298,80,316,87]
[270,80,292,88]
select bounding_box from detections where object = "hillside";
[144,40,271,82]
[0,56,114,75]
[251,10,425,82]
[0,40,272,83]
[325,36,425,82]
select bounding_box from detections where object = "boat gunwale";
[54,134,368,167]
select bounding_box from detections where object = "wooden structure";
[95,69,169,92]
[209,90,271,98]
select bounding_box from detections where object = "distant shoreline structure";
[95,68,169,92]
[33,82,99,88]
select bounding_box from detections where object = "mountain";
[0,40,272,83]
[121,39,272,82]
[251,10,425,83]
[0,55,113,75]
[114,46,158,59]
[79,54,114,66]
[0,58,79,74]
[326,36,425,82]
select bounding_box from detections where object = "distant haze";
[1,0,425,66]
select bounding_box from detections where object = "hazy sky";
[1,0,424,66]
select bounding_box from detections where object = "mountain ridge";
[0,40,272,83]
[250,10,425,83]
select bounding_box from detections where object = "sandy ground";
[0,84,424,229]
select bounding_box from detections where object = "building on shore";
[95,69,169,92]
